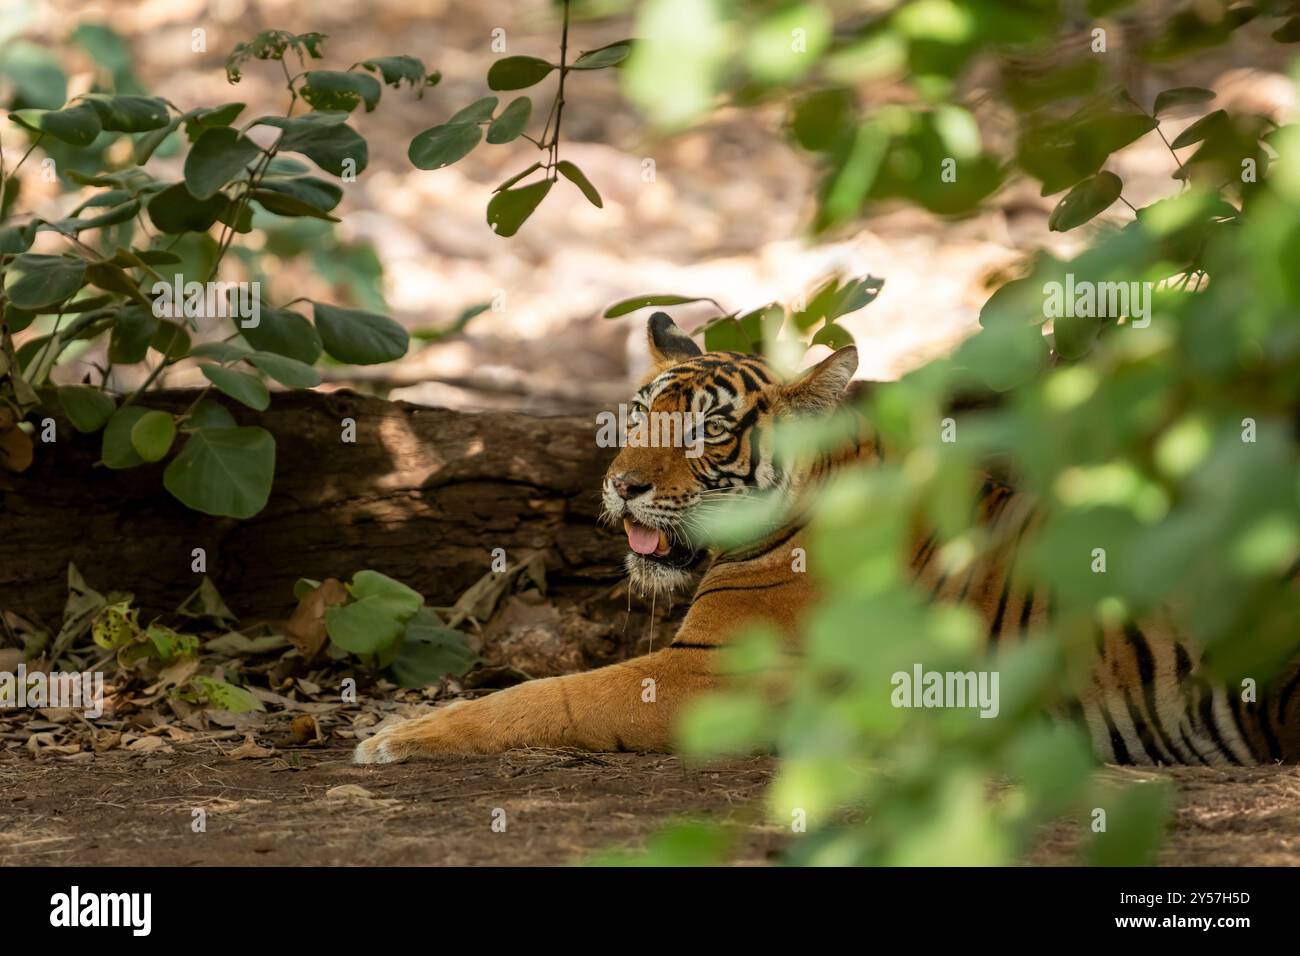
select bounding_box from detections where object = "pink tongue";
[626,522,661,555]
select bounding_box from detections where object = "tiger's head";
[602,312,858,594]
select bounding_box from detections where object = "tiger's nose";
[610,473,653,500]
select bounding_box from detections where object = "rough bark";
[0,389,625,627]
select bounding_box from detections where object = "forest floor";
[3,737,1299,866]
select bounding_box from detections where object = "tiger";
[354,312,1300,765]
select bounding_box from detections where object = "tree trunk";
[0,389,626,628]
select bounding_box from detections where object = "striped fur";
[354,316,1300,763]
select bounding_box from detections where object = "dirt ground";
[0,743,779,866]
[3,741,1299,866]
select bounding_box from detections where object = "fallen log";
[0,389,628,629]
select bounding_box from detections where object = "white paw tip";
[353,736,395,765]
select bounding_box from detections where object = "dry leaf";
[325,784,374,800]
[0,423,33,473]
[285,578,348,659]
[126,735,168,753]
[290,714,322,744]
[229,734,275,759]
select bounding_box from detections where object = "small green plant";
[407,0,631,236]
[291,570,479,688]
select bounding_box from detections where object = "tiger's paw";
[352,727,409,764]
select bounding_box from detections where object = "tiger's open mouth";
[623,517,702,568]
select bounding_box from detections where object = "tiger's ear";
[647,312,702,366]
[781,346,858,412]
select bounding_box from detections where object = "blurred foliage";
[0,24,430,516]
[610,0,1300,864]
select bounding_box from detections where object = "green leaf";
[183,103,246,140]
[408,122,481,170]
[487,56,555,91]
[184,127,262,200]
[147,181,229,233]
[150,320,191,359]
[1152,87,1215,115]
[57,385,115,433]
[50,198,141,235]
[6,254,87,309]
[390,608,478,687]
[486,97,532,144]
[133,115,182,164]
[274,115,368,177]
[1088,781,1172,866]
[249,188,339,221]
[0,221,40,255]
[1048,171,1123,232]
[603,294,713,318]
[831,275,884,319]
[357,55,429,89]
[78,94,170,132]
[186,399,237,430]
[200,364,270,411]
[313,302,409,364]
[245,350,321,388]
[9,102,101,145]
[702,316,750,352]
[1272,16,1300,42]
[163,426,275,518]
[571,42,632,70]
[145,624,199,662]
[789,87,855,152]
[240,307,322,363]
[811,322,855,349]
[255,175,342,212]
[450,96,499,124]
[130,410,176,462]
[301,70,382,113]
[109,306,159,366]
[485,179,552,237]
[190,676,264,713]
[101,406,150,469]
[556,160,602,207]
[0,40,67,108]
[676,690,768,757]
[493,163,543,193]
[325,570,424,655]
[190,341,250,362]
[1169,109,1228,149]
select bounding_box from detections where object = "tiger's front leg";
[352,646,717,762]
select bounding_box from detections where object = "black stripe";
[1277,668,1300,721]
[1099,699,1132,764]
[911,534,937,567]
[1123,688,1168,764]
[692,580,790,600]
[1017,588,1035,637]
[669,642,720,650]
[713,523,804,566]
[1252,697,1282,762]
[1178,723,1212,766]
[1226,690,1261,762]
[986,575,1013,648]
[734,366,761,391]
[1196,686,1243,766]
[1123,624,1185,763]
